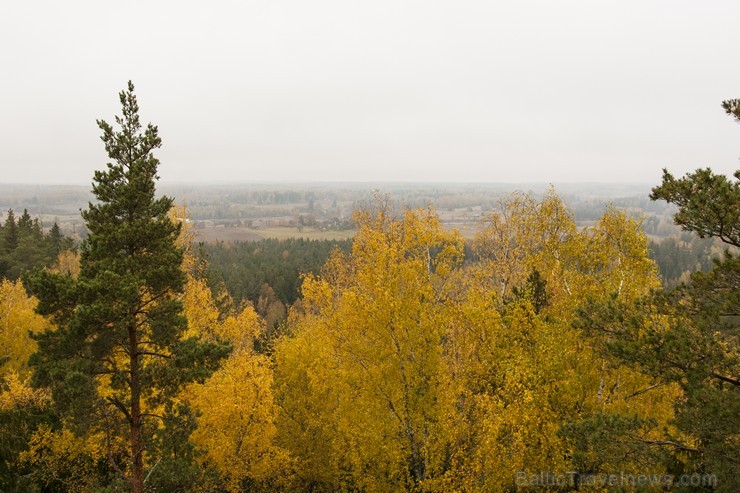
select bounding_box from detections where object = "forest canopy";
[0,85,736,492]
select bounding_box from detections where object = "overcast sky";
[2,0,740,185]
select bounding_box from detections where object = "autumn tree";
[0,279,47,377]
[438,192,677,490]
[0,280,53,491]
[275,204,465,490]
[164,204,291,491]
[270,192,682,491]
[27,82,230,493]
[187,304,290,491]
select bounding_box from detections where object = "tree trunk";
[129,326,144,493]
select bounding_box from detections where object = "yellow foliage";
[450,193,675,488]
[275,194,677,491]
[50,249,81,278]
[473,191,574,298]
[16,194,675,490]
[170,203,206,277]
[189,351,291,491]
[473,191,660,314]
[182,274,221,339]
[276,206,465,490]
[0,279,48,377]
[21,424,110,492]
[0,371,50,411]
[183,283,289,489]
[173,210,289,489]
[181,264,263,350]
[217,305,264,352]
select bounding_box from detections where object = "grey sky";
[2,0,739,184]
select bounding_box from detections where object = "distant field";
[195,225,480,243]
[454,226,478,240]
[194,226,355,243]
[1,183,683,244]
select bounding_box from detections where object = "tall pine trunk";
[130,325,144,493]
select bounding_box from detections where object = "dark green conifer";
[17,209,33,232]
[3,210,17,252]
[650,167,739,247]
[28,81,230,493]
[47,222,63,255]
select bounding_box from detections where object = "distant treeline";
[203,232,722,317]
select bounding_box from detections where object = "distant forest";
[199,229,723,326]
[0,205,723,320]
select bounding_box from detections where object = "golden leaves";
[0,279,48,377]
[50,250,81,278]
[189,352,290,492]
[273,193,675,490]
[0,372,50,411]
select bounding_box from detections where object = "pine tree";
[47,222,64,256]
[17,209,33,232]
[0,211,17,279]
[650,168,739,247]
[3,210,17,253]
[577,164,738,487]
[28,81,230,493]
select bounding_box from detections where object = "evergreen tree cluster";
[0,209,73,280]
[203,237,352,307]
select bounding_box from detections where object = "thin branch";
[624,383,665,400]
[637,439,700,453]
[143,456,162,484]
[106,396,133,424]
[710,372,740,387]
[137,350,172,359]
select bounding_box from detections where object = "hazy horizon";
[3,1,740,185]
